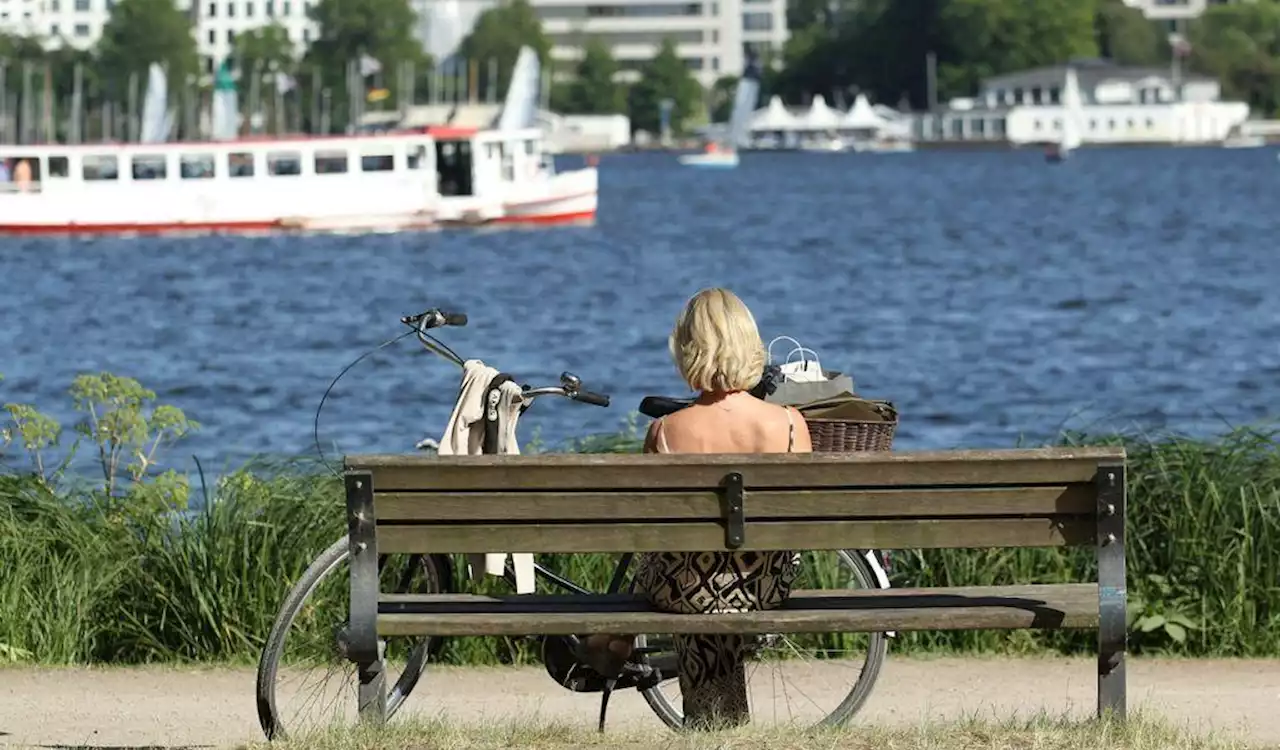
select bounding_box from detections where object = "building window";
[207,0,214,15]
[246,0,252,15]
[49,22,58,33]
[949,118,962,138]
[50,0,60,10]
[1049,86,1060,104]
[302,28,310,42]
[265,0,272,14]
[711,57,718,71]
[282,0,289,13]
[992,117,1006,136]
[73,22,88,35]
[684,57,703,70]
[207,29,214,43]
[1030,86,1042,104]
[972,117,985,136]
[73,0,88,10]
[742,11,771,30]
[227,29,235,42]
[227,0,234,15]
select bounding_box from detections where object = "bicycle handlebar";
[401,307,610,408]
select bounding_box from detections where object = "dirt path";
[1,657,1278,748]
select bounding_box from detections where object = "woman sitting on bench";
[587,287,812,730]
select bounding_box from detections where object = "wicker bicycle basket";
[801,399,898,453]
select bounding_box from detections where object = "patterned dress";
[634,411,801,729]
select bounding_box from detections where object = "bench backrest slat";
[373,485,1095,522]
[377,517,1094,554]
[345,447,1123,492]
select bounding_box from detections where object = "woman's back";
[647,392,811,455]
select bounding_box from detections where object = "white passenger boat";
[0,126,597,236]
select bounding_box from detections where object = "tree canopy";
[627,38,703,134]
[457,0,551,102]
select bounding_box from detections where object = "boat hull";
[677,152,739,168]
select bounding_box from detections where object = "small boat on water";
[679,55,760,170]
[677,143,740,168]
[0,46,596,236]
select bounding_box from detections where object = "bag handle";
[766,335,806,365]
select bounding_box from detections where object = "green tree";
[97,0,199,96]
[935,0,1100,99]
[234,23,297,77]
[305,0,427,128]
[458,0,552,102]
[1187,1,1280,117]
[558,37,624,114]
[1094,0,1169,66]
[627,38,702,135]
[708,74,739,122]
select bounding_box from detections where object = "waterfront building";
[911,58,1249,146]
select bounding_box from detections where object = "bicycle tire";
[637,549,889,729]
[255,536,454,740]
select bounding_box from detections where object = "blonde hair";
[668,288,766,393]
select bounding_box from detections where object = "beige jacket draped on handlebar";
[437,359,536,594]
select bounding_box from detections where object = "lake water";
[2,147,1279,476]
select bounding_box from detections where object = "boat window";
[315,150,348,174]
[972,118,985,136]
[1052,118,1061,131]
[1144,118,1154,129]
[267,151,301,176]
[132,154,167,180]
[229,152,255,177]
[83,154,119,181]
[181,154,216,179]
[361,152,394,172]
[1089,119,1097,131]
[47,156,70,178]
[499,143,514,181]
[407,143,429,170]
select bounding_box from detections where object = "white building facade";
[913,60,1249,145]
[532,0,786,88]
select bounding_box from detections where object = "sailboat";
[678,58,761,169]
[1046,66,1083,163]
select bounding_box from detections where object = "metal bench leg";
[1095,464,1127,721]
[346,471,387,725]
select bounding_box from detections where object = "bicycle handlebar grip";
[441,311,468,326]
[576,390,610,407]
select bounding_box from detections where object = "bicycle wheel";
[255,536,454,740]
[634,549,889,729]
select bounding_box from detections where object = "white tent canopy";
[798,94,842,130]
[842,93,886,130]
[750,95,800,131]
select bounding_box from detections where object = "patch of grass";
[241,713,1257,750]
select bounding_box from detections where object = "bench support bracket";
[1095,464,1127,720]
[346,471,387,724]
[722,472,745,549]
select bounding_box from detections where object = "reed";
[1,425,1277,665]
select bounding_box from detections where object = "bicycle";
[255,307,890,739]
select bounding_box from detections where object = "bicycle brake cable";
[313,329,417,479]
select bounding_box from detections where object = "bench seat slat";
[347,448,1124,492]
[376,584,1099,636]
[376,517,1093,554]
[373,485,1094,522]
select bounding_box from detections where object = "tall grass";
[0,427,1277,665]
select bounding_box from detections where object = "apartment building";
[194,0,317,69]
[532,0,786,88]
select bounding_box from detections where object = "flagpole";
[71,63,83,144]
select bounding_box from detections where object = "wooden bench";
[343,446,1127,723]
